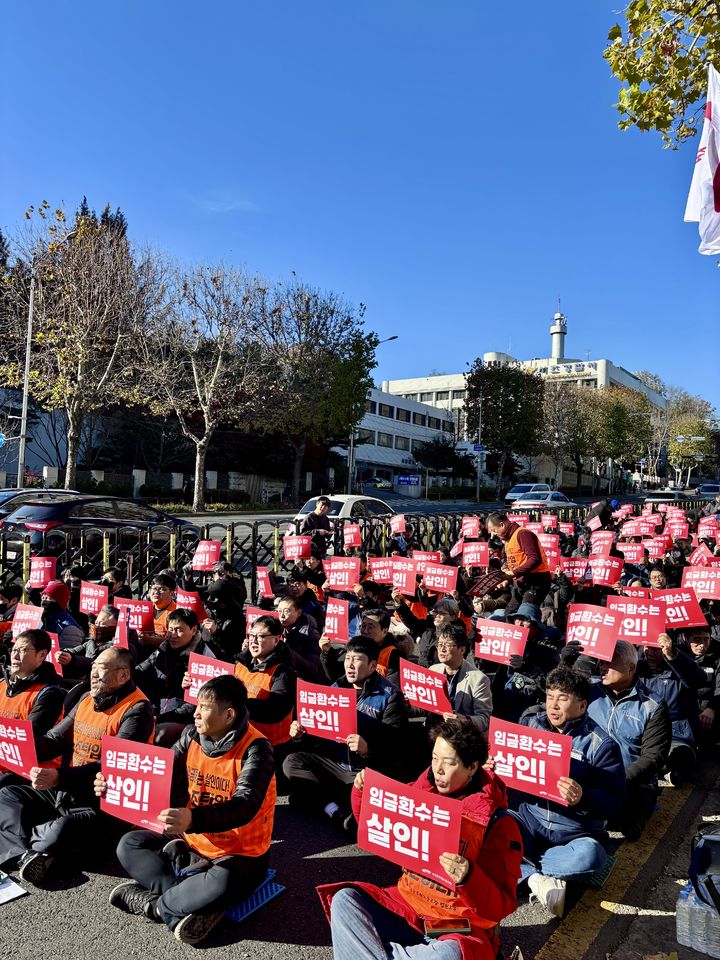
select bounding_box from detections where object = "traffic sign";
[473,443,485,452]
[0,433,4,448]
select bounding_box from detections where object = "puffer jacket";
[637,650,707,745]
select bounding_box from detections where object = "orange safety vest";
[376,644,396,678]
[184,724,276,860]
[505,526,550,576]
[153,600,177,637]
[0,679,62,769]
[233,662,293,746]
[71,687,153,767]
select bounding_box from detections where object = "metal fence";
[0,500,701,602]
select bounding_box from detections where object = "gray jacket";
[429,660,492,734]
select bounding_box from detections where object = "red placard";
[411,551,442,574]
[666,521,690,540]
[605,596,665,647]
[462,542,489,569]
[358,769,462,888]
[698,518,719,538]
[449,538,464,559]
[392,558,419,596]
[0,718,37,779]
[623,586,653,598]
[115,598,155,633]
[325,557,361,591]
[256,566,273,599]
[622,518,658,538]
[558,521,575,537]
[79,581,109,617]
[488,717,571,806]
[689,544,714,567]
[390,514,406,535]
[541,513,558,529]
[176,588,208,622]
[47,632,63,675]
[654,587,708,628]
[587,515,603,532]
[526,522,543,535]
[343,523,362,549]
[560,558,590,583]
[399,658,452,715]
[646,537,668,559]
[296,679,357,742]
[587,555,623,587]
[510,513,529,526]
[29,556,56,589]
[474,619,529,665]
[590,531,615,555]
[325,597,350,643]
[617,542,646,564]
[368,557,394,584]
[113,609,130,649]
[192,540,222,571]
[245,606,280,634]
[461,516,480,539]
[538,533,560,573]
[184,652,233,703]
[100,735,173,833]
[283,535,312,561]
[422,562,458,595]
[566,604,620,662]
[681,567,720,601]
[11,603,43,638]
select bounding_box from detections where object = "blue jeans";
[510,812,607,882]
[330,887,463,960]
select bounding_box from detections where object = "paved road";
[4,755,718,960]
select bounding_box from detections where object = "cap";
[42,580,70,609]
[512,602,543,627]
[432,599,459,616]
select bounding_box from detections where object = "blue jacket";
[587,681,670,786]
[43,608,84,649]
[637,651,707,746]
[514,710,625,846]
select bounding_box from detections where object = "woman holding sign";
[319,718,523,960]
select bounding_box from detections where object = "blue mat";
[225,869,285,923]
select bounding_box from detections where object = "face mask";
[93,626,116,645]
[41,600,61,616]
[0,603,7,614]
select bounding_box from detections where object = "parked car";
[365,477,393,490]
[0,488,81,520]
[693,482,720,501]
[643,489,688,505]
[504,483,551,505]
[0,496,198,559]
[510,491,578,510]
[293,494,393,524]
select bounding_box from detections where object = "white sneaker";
[527,873,567,918]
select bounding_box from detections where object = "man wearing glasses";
[429,621,492,734]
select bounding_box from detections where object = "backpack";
[689,823,720,915]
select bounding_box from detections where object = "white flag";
[684,64,720,255]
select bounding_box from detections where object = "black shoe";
[173,909,224,944]
[18,851,55,888]
[342,813,358,841]
[109,880,158,918]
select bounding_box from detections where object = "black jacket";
[135,635,219,720]
[0,661,65,734]
[283,613,323,682]
[235,643,297,727]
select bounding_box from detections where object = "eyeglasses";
[436,643,457,651]
[248,632,273,640]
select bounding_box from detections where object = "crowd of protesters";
[0,490,718,956]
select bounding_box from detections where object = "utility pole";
[475,388,483,502]
[346,431,355,494]
[16,275,35,489]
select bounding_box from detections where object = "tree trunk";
[573,454,583,498]
[64,413,81,489]
[291,434,307,504]
[192,435,211,512]
[494,455,507,500]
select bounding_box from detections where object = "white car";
[293,494,394,523]
[504,483,551,505]
[643,489,687,505]
[510,491,578,510]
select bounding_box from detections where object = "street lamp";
[347,335,399,494]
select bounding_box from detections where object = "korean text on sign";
[390,514,406,535]
[566,604,620,662]
[100,734,173,833]
[560,558,590,583]
[192,540,222,571]
[681,567,720,600]
[283,535,312,560]
[489,717,571,805]
[587,555,623,587]
[256,566,273,599]
[176,589,208,622]
[296,680,357,742]
[392,558,419,597]
[653,587,708,628]
[605,596,664,647]
[343,523,362,548]
[462,542,489,568]
[411,552,442,575]
[11,603,43,637]
[399,658,452,716]
[79,581,109,617]
[368,557,394,584]
[325,557,361,591]
[358,769,462,888]
[422,562,458,595]
[29,557,56,588]
[461,516,480,539]
[184,652,234,704]
[325,598,350,643]
[115,599,154,633]
[474,619,528,666]
[245,606,279,634]
[0,718,37,779]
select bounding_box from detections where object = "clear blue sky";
[2,1,718,410]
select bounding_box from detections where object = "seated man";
[509,666,626,918]
[682,623,720,745]
[391,592,464,669]
[276,595,323,683]
[587,641,670,840]
[429,620,492,734]
[101,674,276,946]
[0,629,65,788]
[284,636,408,833]
[146,574,178,646]
[321,608,401,688]
[57,605,141,679]
[0,583,22,642]
[200,579,247,661]
[0,647,154,886]
[39,580,84,648]
[490,604,560,723]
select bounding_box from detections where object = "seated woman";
[318,717,523,960]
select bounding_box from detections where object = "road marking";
[533,784,692,960]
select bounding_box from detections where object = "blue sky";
[2,1,717,410]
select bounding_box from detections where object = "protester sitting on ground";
[0,583,23,643]
[0,646,154,887]
[36,580,84,648]
[319,717,523,960]
[648,566,668,590]
[320,607,401,687]
[681,623,720,744]
[99,566,133,600]
[506,666,625,918]
[57,604,140,679]
[0,629,65,788]
[136,608,218,746]
[181,560,247,607]
[145,574,177,644]
[200,578,246,660]
[275,595,323,683]
[286,569,325,629]
[428,621,492,735]
[284,636,408,834]
[100,674,276,946]
[392,592,465,669]
[586,641,670,840]
[61,564,90,634]
[637,631,707,785]
[486,512,552,617]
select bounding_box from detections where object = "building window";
[442,421,454,433]
[365,399,376,414]
[412,412,426,426]
[356,428,374,444]
[435,391,450,401]
[395,436,410,451]
[451,389,466,400]
[378,403,394,418]
[403,393,417,401]
[377,432,394,448]
[420,392,433,402]
[428,416,442,430]
[395,408,411,423]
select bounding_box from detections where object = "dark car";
[0,487,81,520]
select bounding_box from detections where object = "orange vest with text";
[71,687,153,767]
[0,679,62,769]
[234,662,292,746]
[505,526,549,576]
[184,724,276,860]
